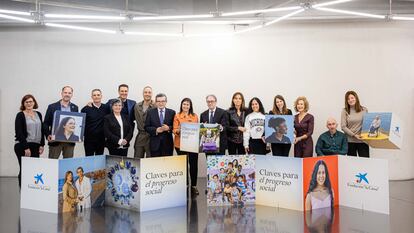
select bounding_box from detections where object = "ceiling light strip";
[392,16,414,21]
[313,0,354,8]
[221,6,302,17]
[0,9,31,16]
[133,14,214,21]
[265,9,305,26]
[124,31,182,37]
[45,14,125,20]
[45,23,116,34]
[0,13,35,23]
[315,7,386,19]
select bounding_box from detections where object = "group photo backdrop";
[0,21,413,180]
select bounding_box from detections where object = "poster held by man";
[51,111,86,143]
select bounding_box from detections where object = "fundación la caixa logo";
[28,172,51,191]
[347,172,379,191]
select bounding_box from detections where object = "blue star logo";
[356,173,369,184]
[34,173,44,185]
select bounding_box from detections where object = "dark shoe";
[191,186,199,195]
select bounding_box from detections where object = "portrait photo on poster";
[264,115,294,144]
[303,156,339,212]
[52,111,86,143]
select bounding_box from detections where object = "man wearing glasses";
[144,93,176,156]
[200,94,229,155]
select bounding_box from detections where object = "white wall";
[0,21,413,180]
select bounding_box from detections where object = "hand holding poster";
[180,123,200,153]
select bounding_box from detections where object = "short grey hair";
[155,93,167,101]
[206,94,217,102]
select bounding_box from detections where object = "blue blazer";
[144,108,176,155]
[43,100,78,146]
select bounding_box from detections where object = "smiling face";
[143,87,152,102]
[91,90,102,104]
[276,98,285,111]
[112,102,122,114]
[64,118,76,133]
[156,96,167,109]
[233,94,242,108]
[316,164,326,187]
[77,168,84,178]
[67,172,73,183]
[24,98,35,111]
[118,86,129,101]
[251,99,260,112]
[296,100,305,113]
[347,94,356,107]
[181,100,191,113]
[61,87,73,103]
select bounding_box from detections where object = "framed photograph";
[51,111,86,143]
[199,123,220,153]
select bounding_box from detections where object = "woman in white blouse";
[104,99,133,156]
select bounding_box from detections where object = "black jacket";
[144,108,176,154]
[43,100,78,146]
[226,108,246,144]
[200,107,229,149]
[15,111,45,149]
[104,113,133,149]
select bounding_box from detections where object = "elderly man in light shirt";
[75,167,92,211]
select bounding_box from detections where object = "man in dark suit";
[200,94,229,155]
[144,93,176,157]
[107,84,136,125]
[44,86,79,159]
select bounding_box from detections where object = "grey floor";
[1,177,413,233]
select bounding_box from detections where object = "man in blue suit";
[107,84,136,125]
[144,93,176,157]
[44,86,79,159]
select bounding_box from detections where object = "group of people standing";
[14,84,370,195]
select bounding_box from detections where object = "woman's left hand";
[294,137,301,144]
[39,146,44,155]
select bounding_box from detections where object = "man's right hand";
[47,135,52,142]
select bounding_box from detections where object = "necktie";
[209,111,214,123]
[159,109,164,125]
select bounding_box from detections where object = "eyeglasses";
[206,100,216,103]
[156,100,166,103]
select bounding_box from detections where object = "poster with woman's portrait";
[303,156,339,212]
[52,111,86,143]
[264,115,294,144]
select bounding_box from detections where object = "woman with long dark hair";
[54,117,80,142]
[243,97,268,155]
[62,171,78,212]
[227,92,247,155]
[173,97,199,195]
[269,95,292,156]
[305,160,334,211]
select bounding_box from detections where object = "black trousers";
[14,142,41,187]
[108,147,128,157]
[249,138,267,155]
[176,148,198,187]
[347,143,370,158]
[84,139,105,156]
[227,141,245,155]
[271,143,291,157]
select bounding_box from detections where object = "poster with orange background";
[302,156,339,211]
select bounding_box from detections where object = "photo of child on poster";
[207,155,255,206]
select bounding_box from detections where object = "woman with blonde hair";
[293,96,314,157]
